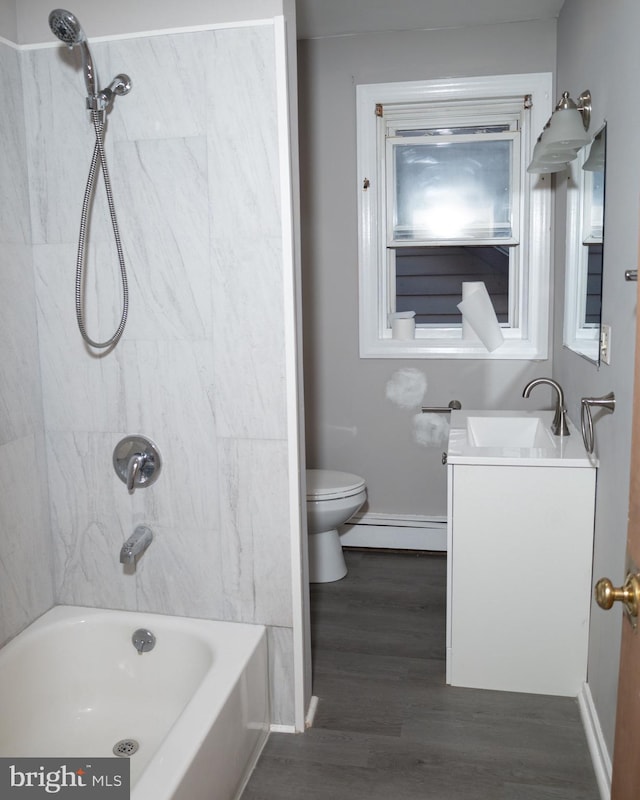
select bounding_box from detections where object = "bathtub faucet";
[120,525,153,566]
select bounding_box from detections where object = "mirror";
[563,123,606,364]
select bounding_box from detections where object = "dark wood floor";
[242,550,600,799]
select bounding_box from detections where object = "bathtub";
[0,605,269,800]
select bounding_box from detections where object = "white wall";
[1,1,302,727]
[555,0,640,760]
[0,37,54,646]
[298,20,558,517]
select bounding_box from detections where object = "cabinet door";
[449,464,595,695]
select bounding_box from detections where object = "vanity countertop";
[447,409,596,467]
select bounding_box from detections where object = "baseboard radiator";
[340,511,447,552]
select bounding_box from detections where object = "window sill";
[359,334,548,360]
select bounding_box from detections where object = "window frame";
[356,73,553,359]
[563,146,602,362]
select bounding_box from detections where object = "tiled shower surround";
[0,21,296,724]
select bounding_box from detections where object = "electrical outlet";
[600,324,612,365]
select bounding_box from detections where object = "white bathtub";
[0,606,269,800]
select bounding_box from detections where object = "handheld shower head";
[48,8,85,46]
[48,8,97,100]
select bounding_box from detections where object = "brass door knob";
[595,573,640,617]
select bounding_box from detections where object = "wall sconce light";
[527,90,592,174]
[583,127,605,172]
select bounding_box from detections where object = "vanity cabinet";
[446,411,596,696]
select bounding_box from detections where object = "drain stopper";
[113,739,139,757]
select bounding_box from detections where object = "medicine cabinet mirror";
[563,123,606,364]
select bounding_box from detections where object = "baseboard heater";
[339,511,447,552]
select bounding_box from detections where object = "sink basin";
[448,410,590,466]
[466,415,555,449]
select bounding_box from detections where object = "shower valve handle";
[113,436,162,494]
[126,453,147,493]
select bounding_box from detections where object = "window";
[357,73,553,358]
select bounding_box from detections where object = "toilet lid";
[306,469,366,500]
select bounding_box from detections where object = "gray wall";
[554,0,640,759]
[0,37,54,646]
[1,1,300,726]
[0,0,16,40]
[299,20,558,517]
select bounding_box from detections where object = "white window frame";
[357,73,553,359]
[563,144,602,363]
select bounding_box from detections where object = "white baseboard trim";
[270,695,319,735]
[269,723,296,733]
[578,682,612,800]
[339,512,447,552]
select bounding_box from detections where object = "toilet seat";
[306,469,366,502]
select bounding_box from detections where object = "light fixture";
[583,128,605,172]
[543,90,591,148]
[527,90,592,173]
[526,136,576,173]
[527,158,571,175]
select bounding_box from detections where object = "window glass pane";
[392,140,513,241]
[584,244,603,325]
[583,170,604,243]
[395,246,510,325]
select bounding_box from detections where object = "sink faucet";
[522,378,570,436]
[120,525,153,565]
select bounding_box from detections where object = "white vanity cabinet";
[446,410,596,696]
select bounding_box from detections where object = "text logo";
[1,758,130,797]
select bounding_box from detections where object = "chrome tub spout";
[120,525,153,565]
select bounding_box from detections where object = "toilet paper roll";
[390,311,416,340]
[457,282,504,352]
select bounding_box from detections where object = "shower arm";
[88,74,132,113]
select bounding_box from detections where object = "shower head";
[48,8,85,46]
[48,8,97,100]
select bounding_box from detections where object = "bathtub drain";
[113,739,139,757]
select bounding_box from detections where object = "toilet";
[306,469,367,583]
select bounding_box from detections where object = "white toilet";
[306,469,367,583]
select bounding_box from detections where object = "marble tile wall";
[19,22,295,723]
[0,40,54,646]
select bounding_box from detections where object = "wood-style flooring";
[242,550,600,799]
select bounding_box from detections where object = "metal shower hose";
[75,109,129,349]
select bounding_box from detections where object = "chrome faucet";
[119,525,153,565]
[522,378,570,436]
